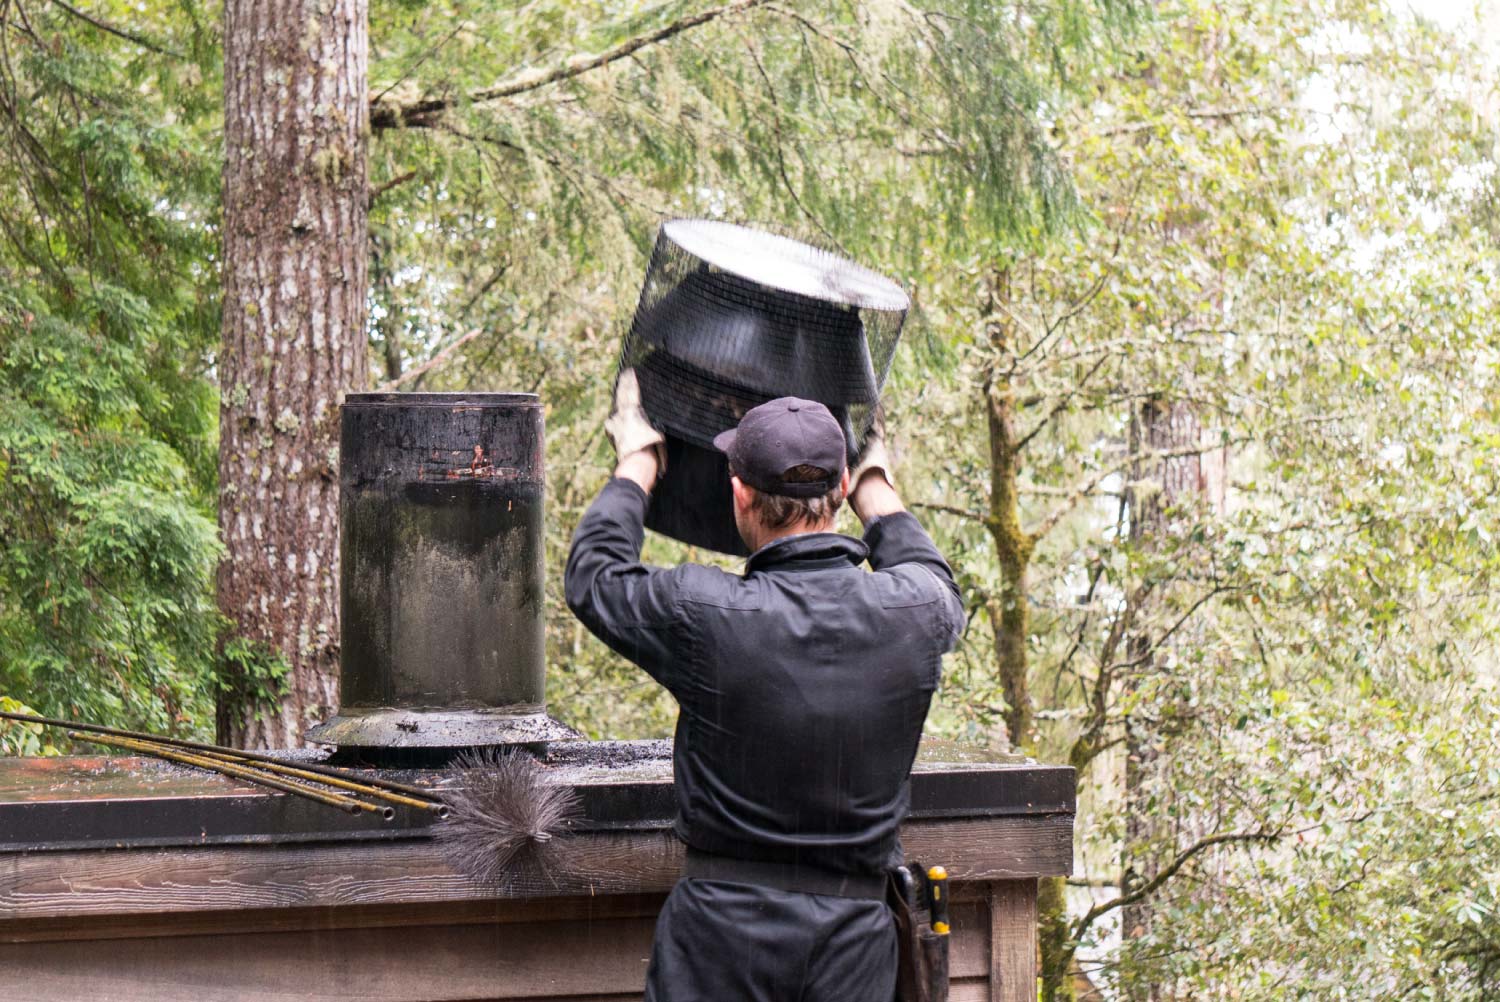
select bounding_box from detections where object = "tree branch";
[370,0,777,130]
[738,25,844,250]
[1093,584,1237,679]
[1071,828,1281,942]
[367,170,417,208]
[1012,174,1141,372]
[374,328,485,393]
[1029,437,1245,540]
[1013,353,1110,451]
[909,500,991,524]
[1068,577,1146,773]
[47,0,180,57]
[1097,105,1294,137]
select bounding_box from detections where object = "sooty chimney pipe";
[306,392,575,755]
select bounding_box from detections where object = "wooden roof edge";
[0,814,1073,933]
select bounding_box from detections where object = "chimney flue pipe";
[307,392,574,755]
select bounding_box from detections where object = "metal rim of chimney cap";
[661,219,911,314]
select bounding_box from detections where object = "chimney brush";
[436,748,581,890]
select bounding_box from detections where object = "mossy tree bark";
[216,0,369,748]
[981,268,1075,1002]
[983,269,1036,754]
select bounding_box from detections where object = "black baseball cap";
[712,397,847,498]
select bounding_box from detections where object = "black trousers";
[644,877,898,1002]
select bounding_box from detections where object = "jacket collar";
[745,531,868,573]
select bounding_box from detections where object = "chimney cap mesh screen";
[620,220,909,455]
[618,220,910,555]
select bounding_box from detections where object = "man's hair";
[745,464,846,531]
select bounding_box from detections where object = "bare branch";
[1050,548,1111,705]
[909,500,991,524]
[367,170,417,208]
[371,0,777,130]
[1012,174,1142,372]
[1067,876,1123,888]
[1013,353,1110,451]
[372,21,466,106]
[47,0,180,57]
[1097,105,1295,137]
[739,25,843,249]
[1071,828,1281,942]
[1029,437,1246,540]
[374,328,485,393]
[1095,584,1238,678]
[1068,578,1147,772]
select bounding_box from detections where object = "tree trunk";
[984,269,1035,754]
[1037,873,1076,1002]
[216,0,369,748]
[982,268,1073,1002]
[1117,23,1227,979]
[372,231,403,384]
[1121,397,1216,1000]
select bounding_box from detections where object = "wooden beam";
[2,893,671,945]
[989,879,1039,1002]
[0,895,1005,1001]
[0,915,662,1001]
[0,815,1072,931]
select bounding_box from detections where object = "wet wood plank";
[0,914,661,1001]
[0,890,1008,1001]
[0,815,1071,931]
[989,879,1039,1002]
[950,982,992,1002]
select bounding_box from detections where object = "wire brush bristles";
[436,748,580,890]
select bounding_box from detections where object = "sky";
[1409,0,1498,56]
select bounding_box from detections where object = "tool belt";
[682,848,889,901]
[887,862,951,1002]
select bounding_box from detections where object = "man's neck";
[747,519,837,554]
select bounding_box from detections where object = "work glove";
[851,405,895,490]
[604,368,667,471]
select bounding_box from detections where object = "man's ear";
[839,468,851,498]
[730,475,753,512]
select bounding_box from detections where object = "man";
[565,371,965,1001]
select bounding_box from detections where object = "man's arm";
[860,505,966,646]
[563,456,686,687]
[849,425,966,647]
[849,473,904,524]
[613,449,659,494]
[566,369,686,685]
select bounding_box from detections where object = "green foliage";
[0,1,222,739]
[213,637,292,724]
[0,696,60,756]
[889,1,1499,996]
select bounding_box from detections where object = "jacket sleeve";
[862,510,967,650]
[564,477,686,688]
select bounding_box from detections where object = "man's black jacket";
[564,478,966,877]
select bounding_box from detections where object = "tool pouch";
[920,927,950,1002]
[887,866,948,1002]
[887,866,927,1002]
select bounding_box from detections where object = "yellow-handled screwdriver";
[927,864,950,935]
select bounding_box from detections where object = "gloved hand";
[850,406,894,490]
[604,368,667,471]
